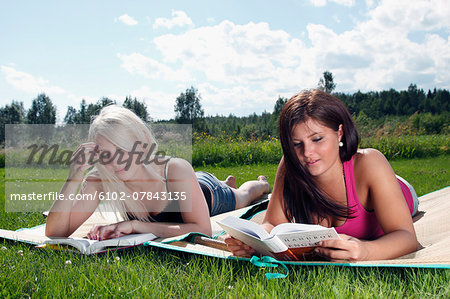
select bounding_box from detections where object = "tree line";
[1,79,449,144]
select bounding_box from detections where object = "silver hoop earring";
[339,141,344,147]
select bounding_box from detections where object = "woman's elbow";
[407,230,419,253]
[396,229,418,256]
[45,217,69,237]
[45,225,59,237]
[198,223,212,237]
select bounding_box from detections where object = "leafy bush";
[360,135,449,160]
[192,133,449,167]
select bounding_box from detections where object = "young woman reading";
[46,105,270,240]
[225,90,418,262]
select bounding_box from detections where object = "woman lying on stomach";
[225,90,418,262]
[46,105,270,240]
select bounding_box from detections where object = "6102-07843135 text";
[9,191,187,201]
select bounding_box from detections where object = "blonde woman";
[45,105,269,240]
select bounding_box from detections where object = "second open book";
[218,216,340,261]
[0,225,157,255]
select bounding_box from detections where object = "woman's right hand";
[224,235,257,257]
[68,142,98,180]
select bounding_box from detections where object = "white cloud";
[365,0,375,8]
[294,0,450,91]
[117,0,450,119]
[116,14,138,26]
[333,0,355,6]
[310,0,327,6]
[367,0,450,32]
[1,66,65,94]
[197,83,279,116]
[128,86,177,120]
[153,21,304,86]
[153,10,193,29]
[117,53,189,81]
[310,0,355,7]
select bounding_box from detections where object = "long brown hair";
[278,89,359,224]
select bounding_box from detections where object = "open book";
[0,226,157,255]
[217,216,340,261]
[43,233,157,255]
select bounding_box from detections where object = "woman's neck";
[123,164,164,192]
[314,160,345,196]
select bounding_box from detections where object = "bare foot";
[257,176,271,193]
[224,175,237,189]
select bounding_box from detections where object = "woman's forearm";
[131,220,212,238]
[45,178,83,237]
[364,229,418,260]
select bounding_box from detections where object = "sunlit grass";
[192,133,449,167]
[1,156,449,297]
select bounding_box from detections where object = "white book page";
[45,238,93,254]
[88,233,157,254]
[44,233,156,254]
[276,228,340,248]
[270,223,328,236]
[218,216,270,240]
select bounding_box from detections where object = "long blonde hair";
[87,105,163,221]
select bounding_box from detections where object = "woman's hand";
[87,221,136,240]
[313,234,369,262]
[68,142,98,181]
[224,235,257,257]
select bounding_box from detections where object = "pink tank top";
[335,157,416,240]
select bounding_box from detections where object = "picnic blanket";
[1,187,449,269]
[142,187,450,268]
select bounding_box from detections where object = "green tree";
[174,86,205,131]
[77,99,90,123]
[0,101,25,143]
[64,106,78,124]
[63,98,116,125]
[27,93,56,124]
[64,99,92,124]
[123,96,149,122]
[271,96,288,136]
[318,71,336,93]
[86,97,116,121]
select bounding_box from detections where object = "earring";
[339,141,343,147]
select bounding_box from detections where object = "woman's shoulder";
[353,148,391,176]
[354,148,387,163]
[166,157,195,179]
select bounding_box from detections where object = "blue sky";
[1,0,449,121]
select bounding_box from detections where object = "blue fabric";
[250,256,289,279]
[195,171,236,216]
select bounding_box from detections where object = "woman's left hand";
[87,221,135,240]
[313,234,369,262]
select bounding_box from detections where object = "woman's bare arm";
[225,157,289,256]
[45,143,100,237]
[316,149,417,261]
[89,158,212,240]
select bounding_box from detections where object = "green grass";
[195,155,449,197]
[191,134,449,167]
[1,156,449,298]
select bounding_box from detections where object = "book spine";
[272,247,317,261]
[272,249,299,261]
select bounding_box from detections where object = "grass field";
[1,156,449,298]
[191,134,449,167]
